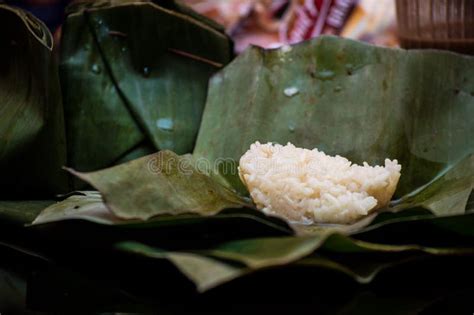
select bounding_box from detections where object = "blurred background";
[5,0,398,53]
[183,0,397,52]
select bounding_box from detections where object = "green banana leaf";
[0,5,68,198]
[26,190,474,293]
[28,190,474,247]
[31,191,118,225]
[36,148,471,234]
[30,191,292,240]
[194,36,474,198]
[118,242,245,292]
[390,154,473,215]
[0,200,54,225]
[67,151,252,220]
[59,0,233,178]
[117,231,474,292]
[14,34,474,297]
[27,192,474,248]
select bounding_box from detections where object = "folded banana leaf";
[59,0,233,178]
[117,231,474,292]
[15,35,474,295]
[26,161,474,291]
[32,148,471,234]
[11,192,474,293]
[0,5,68,198]
[194,36,474,197]
[14,191,474,293]
[28,36,474,228]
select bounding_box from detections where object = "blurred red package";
[280,0,357,44]
[183,0,397,52]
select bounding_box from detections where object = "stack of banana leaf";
[0,1,473,313]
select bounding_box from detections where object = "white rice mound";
[238,142,402,224]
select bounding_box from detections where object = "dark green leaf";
[203,233,474,272]
[60,0,233,179]
[202,235,328,268]
[322,233,474,255]
[389,154,473,215]
[118,241,245,292]
[0,200,54,225]
[296,253,423,284]
[355,211,474,247]
[357,209,474,236]
[118,230,474,291]
[0,5,68,198]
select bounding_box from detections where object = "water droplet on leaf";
[91,64,101,74]
[211,75,223,85]
[284,87,299,97]
[156,118,174,132]
[288,122,296,132]
[317,70,335,80]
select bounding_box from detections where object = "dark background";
[5,0,71,30]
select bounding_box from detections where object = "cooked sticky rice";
[238,142,402,224]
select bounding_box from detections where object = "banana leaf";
[25,34,473,257]
[0,200,54,226]
[117,231,474,292]
[29,191,292,245]
[31,190,289,229]
[27,192,474,292]
[36,147,471,235]
[28,190,474,248]
[0,4,68,198]
[117,242,244,292]
[24,189,471,254]
[59,0,233,181]
[68,151,252,220]
[194,36,474,198]
[21,35,474,297]
[30,18,474,229]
